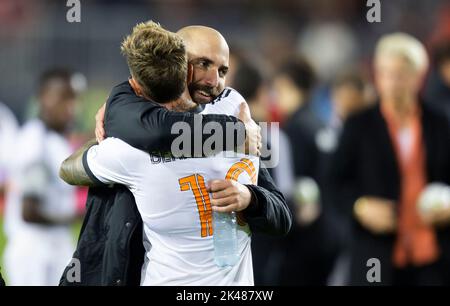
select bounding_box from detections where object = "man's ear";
[129,77,143,97]
[187,63,193,84]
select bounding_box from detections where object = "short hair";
[38,68,73,95]
[278,57,316,94]
[375,32,429,73]
[332,70,365,92]
[121,21,187,103]
[232,62,262,102]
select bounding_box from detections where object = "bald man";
[60,24,291,286]
[94,24,288,222]
[177,26,230,104]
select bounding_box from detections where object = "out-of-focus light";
[71,72,87,93]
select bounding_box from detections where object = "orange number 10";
[179,158,257,238]
[179,174,213,237]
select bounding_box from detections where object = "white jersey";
[3,119,77,285]
[4,119,77,238]
[0,102,18,184]
[85,88,259,286]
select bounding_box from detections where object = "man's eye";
[198,61,208,68]
[219,69,228,77]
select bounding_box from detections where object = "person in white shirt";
[59,22,262,285]
[85,89,258,285]
[3,69,79,286]
[0,102,18,192]
[0,101,18,286]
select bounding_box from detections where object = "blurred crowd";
[229,33,450,286]
[1,0,450,286]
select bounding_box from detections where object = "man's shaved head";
[177,26,230,104]
[177,26,229,57]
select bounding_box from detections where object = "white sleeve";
[202,87,246,117]
[84,138,138,188]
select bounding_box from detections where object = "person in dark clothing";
[425,39,450,122]
[230,60,287,285]
[321,70,371,285]
[271,57,341,285]
[273,57,324,180]
[331,33,450,286]
[60,23,291,286]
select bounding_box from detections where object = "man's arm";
[20,163,77,225]
[60,138,136,188]
[100,82,259,156]
[22,196,75,225]
[244,167,292,236]
[208,166,292,236]
[59,139,98,187]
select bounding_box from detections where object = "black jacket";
[60,82,292,286]
[331,103,450,285]
[60,185,144,286]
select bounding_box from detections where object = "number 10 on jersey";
[179,174,213,237]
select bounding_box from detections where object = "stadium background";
[1,0,450,285]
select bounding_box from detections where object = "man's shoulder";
[98,137,145,155]
[205,87,246,116]
[98,138,152,167]
[88,137,149,178]
[106,80,160,109]
[212,87,245,105]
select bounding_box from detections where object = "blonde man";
[121,21,189,106]
[331,33,450,285]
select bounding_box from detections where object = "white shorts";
[3,231,74,286]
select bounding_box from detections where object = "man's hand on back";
[94,99,262,156]
[238,102,262,156]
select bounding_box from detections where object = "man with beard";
[59,23,291,285]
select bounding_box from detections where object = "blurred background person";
[271,57,341,285]
[297,21,360,123]
[0,101,18,286]
[0,0,449,286]
[272,57,323,185]
[331,33,450,286]
[0,101,18,209]
[330,71,372,131]
[425,39,450,122]
[317,70,371,285]
[316,70,372,161]
[320,70,373,285]
[231,59,296,285]
[3,69,79,285]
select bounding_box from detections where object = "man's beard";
[188,82,221,104]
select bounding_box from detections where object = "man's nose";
[204,69,219,88]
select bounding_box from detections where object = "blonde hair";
[121,21,187,103]
[375,32,429,73]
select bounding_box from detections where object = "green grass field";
[0,218,7,283]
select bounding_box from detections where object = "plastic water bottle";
[213,211,239,267]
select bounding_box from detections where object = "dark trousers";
[393,260,444,286]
